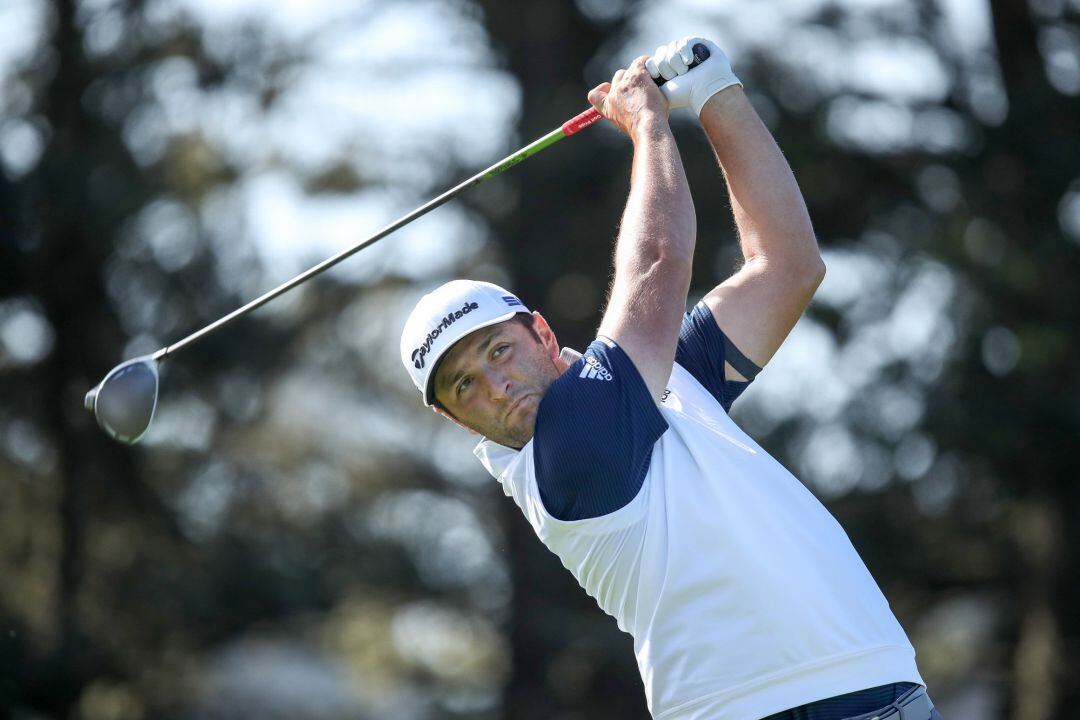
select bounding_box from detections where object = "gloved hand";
[645,37,741,116]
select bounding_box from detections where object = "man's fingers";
[646,48,665,80]
[667,40,689,75]
[588,82,611,112]
[593,54,672,134]
[653,44,677,80]
[677,36,697,66]
[628,55,651,78]
[645,55,662,80]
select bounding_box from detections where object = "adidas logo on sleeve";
[579,355,613,381]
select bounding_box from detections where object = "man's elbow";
[771,249,825,296]
[806,253,826,289]
[798,255,826,302]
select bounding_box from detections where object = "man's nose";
[484,370,512,401]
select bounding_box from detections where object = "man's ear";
[433,405,481,436]
[532,311,576,371]
[531,311,560,357]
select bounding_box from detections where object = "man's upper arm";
[675,301,759,412]
[701,256,825,381]
[533,339,669,522]
[599,255,693,401]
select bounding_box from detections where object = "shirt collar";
[472,437,522,480]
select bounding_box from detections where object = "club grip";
[561,43,712,136]
[562,107,604,135]
[654,43,711,87]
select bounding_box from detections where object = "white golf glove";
[645,37,741,116]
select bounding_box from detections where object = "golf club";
[86,44,711,444]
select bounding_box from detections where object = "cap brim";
[423,309,526,406]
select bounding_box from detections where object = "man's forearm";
[619,119,696,270]
[699,88,822,274]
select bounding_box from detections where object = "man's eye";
[493,344,510,358]
[457,377,472,395]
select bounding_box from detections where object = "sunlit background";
[1,0,1078,718]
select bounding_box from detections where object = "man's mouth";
[506,395,530,421]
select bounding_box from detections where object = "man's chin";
[501,412,537,449]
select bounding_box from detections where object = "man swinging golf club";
[401,37,941,720]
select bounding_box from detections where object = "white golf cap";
[400,279,531,406]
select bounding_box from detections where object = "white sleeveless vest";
[474,360,924,719]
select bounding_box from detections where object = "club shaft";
[153,109,603,362]
[150,37,713,362]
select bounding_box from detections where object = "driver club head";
[85,355,160,445]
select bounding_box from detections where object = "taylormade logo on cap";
[400,280,531,406]
[411,301,480,370]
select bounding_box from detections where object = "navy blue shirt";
[533,302,760,521]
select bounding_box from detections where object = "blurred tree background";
[0,0,1077,718]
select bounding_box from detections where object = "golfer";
[400,37,940,720]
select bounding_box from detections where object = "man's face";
[433,314,562,449]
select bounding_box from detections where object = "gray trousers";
[842,685,940,720]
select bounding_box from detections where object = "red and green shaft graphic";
[478,108,603,181]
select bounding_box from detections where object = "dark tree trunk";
[474,1,651,717]
[11,0,155,714]
[972,2,1079,717]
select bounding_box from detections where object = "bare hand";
[587,56,670,140]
